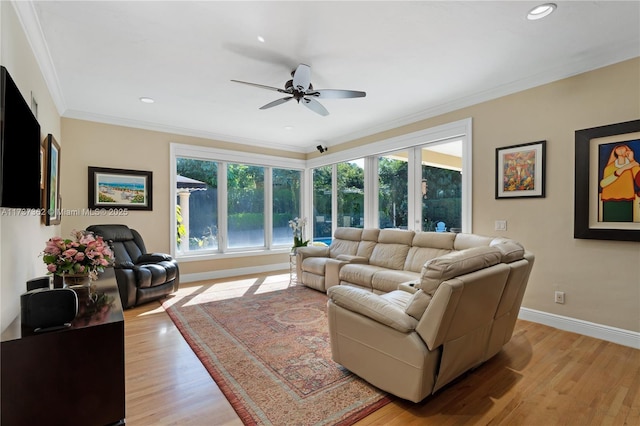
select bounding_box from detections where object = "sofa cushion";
[339,264,388,289]
[380,289,413,308]
[302,257,330,275]
[453,233,494,250]
[412,232,455,250]
[329,239,360,258]
[419,246,502,294]
[328,285,418,333]
[334,227,363,241]
[404,290,433,320]
[371,270,420,293]
[404,246,453,272]
[378,229,415,245]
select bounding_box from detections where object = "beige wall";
[60,119,302,277]
[1,2,62,329]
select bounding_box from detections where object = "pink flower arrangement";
[42,230,114,279]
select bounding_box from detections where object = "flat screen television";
[0,65,42,209]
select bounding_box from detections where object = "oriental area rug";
[161,275,391,425]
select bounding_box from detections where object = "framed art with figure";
[574,119,640,241]
[496,140,546,199]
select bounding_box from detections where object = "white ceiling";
[16,1,640,153]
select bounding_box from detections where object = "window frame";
[307,118,472,237]
[170,117,471,260]
[170,143,306,261]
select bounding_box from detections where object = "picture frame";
[574,119,640,241]
[44,134,61,226]
[88,167,153,211]
[496,140,546,199]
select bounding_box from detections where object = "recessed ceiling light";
[527,3,556,20]
[139,97,155,104]
[284,126,294,131]
[257,35,265,43]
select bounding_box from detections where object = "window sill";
[175,247,292,263]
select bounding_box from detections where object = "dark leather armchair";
[87,224,179,309]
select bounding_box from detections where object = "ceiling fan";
[231,64,366,116]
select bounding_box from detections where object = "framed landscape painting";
[574,119,640,241]
[496,140,546,199]
[88,167,153,211]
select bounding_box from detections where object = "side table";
[290,251,297,283]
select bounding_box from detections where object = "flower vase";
[63,273,92,288]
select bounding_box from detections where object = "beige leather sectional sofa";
[296,227,534,402]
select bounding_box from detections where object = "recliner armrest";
[115,260,135,269]
[137,253,174,264]
[327,286,417,333]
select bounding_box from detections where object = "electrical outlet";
[495,220,507,231]
[554,291,565,304]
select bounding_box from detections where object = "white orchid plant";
[288,217,310,249]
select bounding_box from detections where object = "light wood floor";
[123,275,640,425]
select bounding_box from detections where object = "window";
[421,142,462,232]
[227,163,265,249]
[176,158,218,252]
[337,159,365,228]
[378,152,408,229]
[172,118,471,259]
[307,118,471,236]
[171,144,305,259]
[273,168,302,246]
[312,165,332,243]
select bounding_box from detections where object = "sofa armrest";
[398,282,419,294]
[327,286,418,333]
[335,254,368,264]
[296,246,329,259]
[325,259,349,290]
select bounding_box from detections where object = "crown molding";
[11,0,67,115]
[63,109,309,154]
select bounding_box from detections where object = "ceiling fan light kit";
[231,64,366,116]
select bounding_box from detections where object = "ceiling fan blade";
[302,97,329,116]
[231,80,289,94]
[308,89,366,99]
[259,97,293,110]
[292,64,311,92]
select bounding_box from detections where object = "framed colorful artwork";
[574,119,640,241]
[88,167,153,211]
[496,140,546,199]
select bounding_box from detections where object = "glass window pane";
[313,166,332,243]
[378,153,408,229]
[227,163,265,248]
[176,158,218,252]
[273,168,302,246]
[337,159,364,228]
[421,144,462,232]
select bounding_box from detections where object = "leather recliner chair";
[87,224,179,309]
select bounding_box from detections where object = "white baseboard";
[180,263,290,284]
[519,307,640,349]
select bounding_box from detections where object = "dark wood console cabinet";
[1,268,125,426]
